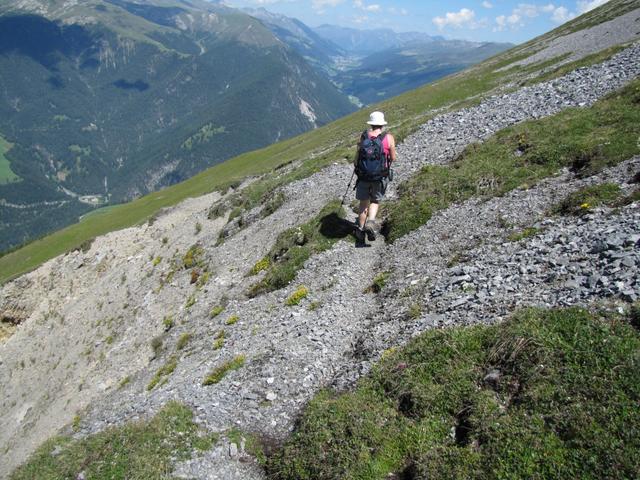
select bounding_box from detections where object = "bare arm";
[388,134,397,163]
[353,135,362,168]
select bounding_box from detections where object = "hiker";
[354,111,396,245]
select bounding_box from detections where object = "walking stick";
[341,169,356,205]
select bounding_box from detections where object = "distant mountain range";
[0,0,355,252]
[312,24,445,55]
[246,12,513,104]
[0,0,511,253]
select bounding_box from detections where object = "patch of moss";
[203,355,246,386]
[147,355,178,391]
[508,226,540,242]
[551,183,622,216]
[250,257,270,276]
[365,272,389,294]
[286,286,309,306]
[225,315,239,326]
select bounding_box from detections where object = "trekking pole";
[341,169,356,205]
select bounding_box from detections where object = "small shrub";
[250,257,270,276]
[551,183,622,216]
[72,415,81,432]
[210,306,225,318]
[177,333,192,350]
[185,295,196,309]
[147,355,178,391]
[203,355,246,386]
[196,271,210,288]
[225,315,239,326]
[408,302,422,319]
[262,191,286,218]
[152,256,162,267]
[183,245,204,269]
[365,272,388,294]
[308,301,321,311]
[75,238,95,253]
[150,336,163,357]
[163,315,174,331]
[508,227,540,242]
[286,286,309,306]
[208,202,229,220]
[213,330,225,350]
[190,269,200,284]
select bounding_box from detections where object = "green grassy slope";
[268,307,640,479]
[0,135,19,184]
[0,0,635,284]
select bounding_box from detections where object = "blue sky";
[223,0,611,43]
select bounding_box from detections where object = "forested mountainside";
[0,0,355,252]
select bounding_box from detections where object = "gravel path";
[1,35,639,480]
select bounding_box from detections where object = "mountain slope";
[0,0,355,252]
[334,39,513,104]
[1,1,640,477]
[313,24,443,55]
[244,7,344,70]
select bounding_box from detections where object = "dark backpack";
[356,130,389,182]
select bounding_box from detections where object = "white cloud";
[311,0,345,11]
[577,0,610,14]
[388,6,408,15]
[494,2,577,30]
[551,6,574,22]
[482,1,493,8]
[354,0,380,12]
[433,8,476,29]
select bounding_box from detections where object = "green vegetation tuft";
[268,307,640,479]
[10,402,217,480]
[225,315,239,326]
[162,315,174,331]
[365,272,389,294]
[508,226,540,242]
[182,245,204,269]
[0,135,20,184]
[213,330,225,350]
[551,183,622,216]
[248,200,349,297]
[210,305,225,318]
[384,79,640,243]
[250,257,271,276]
[176,333,192,351]
[185,294,196,309]
[286,286,309,306]
[203,355,246,386]
[147,356,178,391]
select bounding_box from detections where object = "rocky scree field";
[2,3,640,479]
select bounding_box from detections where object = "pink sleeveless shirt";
[368,130,391,158]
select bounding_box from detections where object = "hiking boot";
[354,227,366,246]
[365,219,380,241]
[364,225,376,241]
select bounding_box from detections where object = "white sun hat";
[366,111,387,126]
